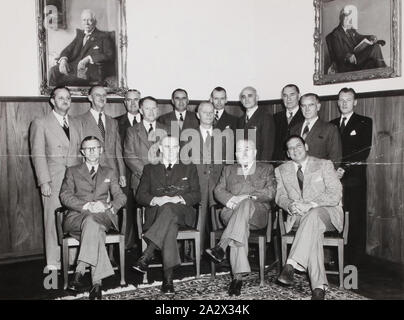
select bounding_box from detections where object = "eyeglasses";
[82,146,101,152]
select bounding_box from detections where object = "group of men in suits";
[29,81,372,300]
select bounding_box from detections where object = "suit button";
[91,190,94,193]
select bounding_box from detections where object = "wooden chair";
[55,207,127,290]
[136,205,201,284]
[278,209,349,288]
[209,204,280,286]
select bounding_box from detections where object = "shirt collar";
[239,161,256,176]
[286,106,299,118]
[293,157,309,173]
[200,126,213,140]
[162,158,178,168]
[303,116,318,130]
[341,112,354,124]
[175,110,187,120]
[85,162,99,172]
[52,110,68,126]
[90,108,105,122]
[127,112,141,125]
[246,105,259,118]
[215,109,224,119]
[143,119,156,131]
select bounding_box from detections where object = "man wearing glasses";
[60,136,127,300]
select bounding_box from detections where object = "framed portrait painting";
[313,0,401,85]
[36,0,128,95]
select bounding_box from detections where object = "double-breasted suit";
[30,112,82,267]
[214,110,239,132]
[159,110,199,142]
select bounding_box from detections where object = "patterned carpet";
[60,268,367,300]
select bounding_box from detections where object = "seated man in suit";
[132,136,201,295]
[206,139,276,296]
[210,86,239,131]
[49,9,115,86]
[60,136,127,300]
[275,135,343,300]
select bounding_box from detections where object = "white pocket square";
[104,178,111,183]
[225,125,230,129]
[93,46,100,50]
[182,177,188,180]
[350,130,357,136]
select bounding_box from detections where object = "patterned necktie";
[83,33,91,46]
[245,115,249,124]
[98,113,105,139]
[215,111,219,121]
[302,122,310,139]
[179,113,184,122]
[90,166,96,180]
[148,123,153,133]
[167,163,172,171]
[340,117,347,134]
[287,112,293,125]
[297,164,304,192]
[62,116,69,139]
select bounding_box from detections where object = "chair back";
[55,207,68,246]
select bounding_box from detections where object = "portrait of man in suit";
[206,139,276,296]
[60,136,126,299]
[210,86,239,132]
[273,84,305,165]
[30,86,82,270]
[275,135,343,300]
[290,93,342,168]
[132,136,201,295]
[49,8,115,87]
[77,86,126,186]
[237,86,276,163]
[330,88,372,259]
[115,89,142,250]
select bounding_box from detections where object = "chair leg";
[258,236,266,287]
[195,237,200,278]
[108,244,115,263]
[338,242,344,289]
[210,232,216,279]
[62,241,69,290]
[119,236,126,286]
[281,239,287,267]
[273,235,281,274]
[141,238,148,284]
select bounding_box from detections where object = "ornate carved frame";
[313,0,401,85]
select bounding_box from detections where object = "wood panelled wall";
[0,93,403,263]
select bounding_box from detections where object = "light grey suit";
[214,163,276,274]
[30,112,82,267]
[275,156,343,289]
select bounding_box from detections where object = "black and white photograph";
[0,0,403,306]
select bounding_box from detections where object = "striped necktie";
[98,113,105,139]
[90,166,96,180]
[62,116,69,139]
[302,122,310,139]
[297,164,304,192]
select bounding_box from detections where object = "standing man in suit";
[190,101,232,253]
[210,87,238,131]
[159,88,199,139]
[330,88,372,258]
[237,86,275,163]
[115,89,142,250]
[30,86,82,270]
[206,139,276,296]
[273,84,304,166]
[77,86,126,187]
[276,135,343,300]
[124,96,168,195]
[49,9,115,86]
[290,93,342,168]
[132,136,201,295]
[60,136,126,299]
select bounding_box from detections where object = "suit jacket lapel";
[48,112,70,145]
[343,113,357,137]
[95,165,107,197]
[137,122,152,148]
[306,119,321,141]
[79,163,94,186]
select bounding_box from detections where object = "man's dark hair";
[171,88,188,100]
[338,87,357,99]
[299,93,320,105]
[81,135,102,149]
[50,86,70,100]
[282,84,300,95]
[284,134,306,151]
[210,86,227,98]
[139,96,158,108]
[125,89,141,97]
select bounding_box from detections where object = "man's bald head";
[197,101,215,127]
[239,86,259,110]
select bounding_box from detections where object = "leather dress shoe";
[67,272,85,292]
[228,279,242,296]
[89,284,102,300]
[205,246,225,263]
[132,255,150,273]
[311,288,325,300]
[161,269,175,295]
[277,264,295,286]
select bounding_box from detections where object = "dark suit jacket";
[273,109,304,164]
[77,110,125,179]
[58,28,114,80]
[237,106,275,162]
[159,110,199,135]
[60,163,127,230]
[115,113,142,148]
[290,118,342,168]
[330,113,372,185]
[214,110,239,131]
[136,162,201,230]
[124,121,168,191]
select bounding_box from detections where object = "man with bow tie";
[206,139,276,296]
[275,135,343,300]
[330,88,372,260]
[115,89,143,250]
[49,9,115,86]
[30,86,82,271]
[132,136,200,295]
[60,136,127,299]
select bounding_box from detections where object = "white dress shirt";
[175,110,187,121]
[215,109,224,120]
[301,116,318,136]
[52,110,68,127]
[143,119,156,132]
[340,111,354,126]
[200,126,213,142]
[245,105,259,119]
[127,112,141,126]
[90,108,106,127]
